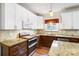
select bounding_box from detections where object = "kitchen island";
[48,40,79,56]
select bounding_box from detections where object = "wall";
[0,29,37,41]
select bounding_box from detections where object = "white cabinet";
[22,7,38,29]
[0,3,16,29]
[22,7,33,29]
[61,12,72,29]
[36,16,44,29]
[15,4,22,29]
[73,11,79,29]
[61,11,79,29]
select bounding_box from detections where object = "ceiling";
[19,3,79,16]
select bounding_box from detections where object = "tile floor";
[33,46,49,56]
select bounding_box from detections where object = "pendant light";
[49,3,53,16]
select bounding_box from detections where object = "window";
[44,18,59,31]
[45,23,59,31]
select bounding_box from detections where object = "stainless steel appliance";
[28,37,38,56]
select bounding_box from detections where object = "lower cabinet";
[39,35,79,48]
[69,38,79,43]
[39,35,57,48]
[57,37,79,43]
[1,41,27,56]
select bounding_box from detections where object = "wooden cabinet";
[69,38,79,43]
[39,35,57,48]
[0,3,16,29]
[1,41,27,56]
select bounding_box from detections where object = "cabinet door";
[3,3,16,29]
[22,7,32,29]
[37,16,44,29]
[73,11,79,29]
[32,14,37,29]
[39,36,56,48]
[15,4,22,29]
[61,12,72,29]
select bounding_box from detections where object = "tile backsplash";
[36,29,79,36]
[0,29,79,41]
[0,29,36,41]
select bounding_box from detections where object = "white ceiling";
[19,3,79,16]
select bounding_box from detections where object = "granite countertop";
[48,40,79,56]
[39,34,79,39]
[0,38,28,47]
[0,35,37,47]
[21,35,37,39]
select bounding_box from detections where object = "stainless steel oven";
[27,37,38,56]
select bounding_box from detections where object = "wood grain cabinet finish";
[39,35,57,48]
[69,38,79,43]
[1,41,27,56]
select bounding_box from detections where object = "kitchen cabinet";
[61,12,72,29]
[39,35,57,48]
[22,7,31,29]
[0,3,16,29]
[69,38,79,43]
[36,16,44,29]
[73,11,79,29]
[15,4,22,29]
[29,13,37,29]
[1,41,27,56]
[61,11,79,29]
[22,6,37,29]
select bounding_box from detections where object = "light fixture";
[49,3,53,16]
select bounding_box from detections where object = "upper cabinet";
[36,16,44,29]
[15,4,23,29]
[0,3,40,30]
[21,6,30,29]
[22,7,44,29]
[22,7,36,29]
[73,11,79,29]
[0,3,16,30]
[61,11,79,29]
[61,12,72,29]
